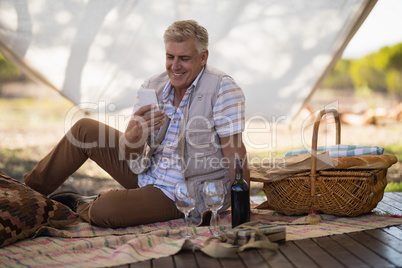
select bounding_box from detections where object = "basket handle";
[310,108,341,176]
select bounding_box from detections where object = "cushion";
[0,171,78,247]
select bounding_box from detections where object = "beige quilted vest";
[130,65,233,223]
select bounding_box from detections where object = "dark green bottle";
[231,159,250,228]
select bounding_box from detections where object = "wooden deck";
[116,192,402,268]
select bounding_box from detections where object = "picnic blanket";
[1,205,401,267]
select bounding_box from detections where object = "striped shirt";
[136,68,245,200]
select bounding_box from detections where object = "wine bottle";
[231,159,250,228]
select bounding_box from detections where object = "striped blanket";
[1,206,401,267]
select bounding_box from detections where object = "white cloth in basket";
[285,144,384,158]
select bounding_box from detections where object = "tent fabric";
[0,0,376,124]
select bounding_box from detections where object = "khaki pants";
[24,118,182,228]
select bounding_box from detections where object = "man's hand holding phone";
[137,89,164,126]
[137,88,165,128]
[123,89,165,147]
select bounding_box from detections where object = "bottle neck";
[235,159,244,181]
[235,172,243,182]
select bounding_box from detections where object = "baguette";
[333,154,398,169]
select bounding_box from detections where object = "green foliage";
[384,143,402,161]
[385,181,402,192]
[324,42,402,100]
[349,53,387,92]
[387,42,402,70]
[322,59,354,89]
[0,53,23,82]
[386,69,402,96]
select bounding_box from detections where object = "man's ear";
[201,50,209,66]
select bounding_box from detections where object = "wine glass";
[175,182,196,238]
[202,180,225,236]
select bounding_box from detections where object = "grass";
[0,94,110,182]
[0,98,72,126]
[0,149,36,179]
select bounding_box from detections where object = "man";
[24,20,249,228]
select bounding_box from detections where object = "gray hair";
[164,20,209,54]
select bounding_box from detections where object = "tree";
[327,42,402,101]
[322,59,354,90]
[386,69,402,99]
[349,51,387,92]
[385,43,402,100]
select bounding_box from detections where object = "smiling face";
[165,38,208,94]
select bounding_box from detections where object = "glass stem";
[213,211,218,234]
[185,213,191,237]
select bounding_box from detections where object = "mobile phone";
[138,89,159,111]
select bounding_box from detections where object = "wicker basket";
[262,108,388,217]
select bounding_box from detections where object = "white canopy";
[0,0,376,123]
